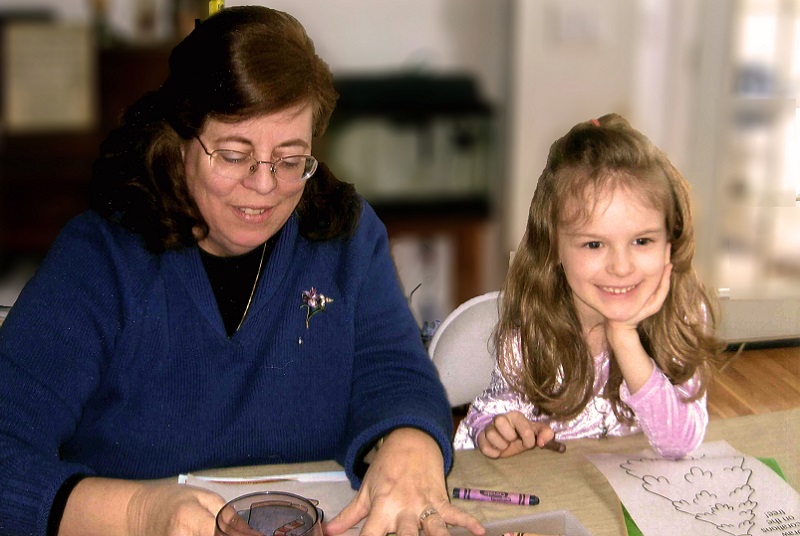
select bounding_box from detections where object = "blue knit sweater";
[0,203,453,536]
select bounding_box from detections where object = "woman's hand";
[60,477,227,536]
[324,428,485,536]
[476,411,554,459]
[126,482,228,536]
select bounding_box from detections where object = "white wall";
[506,0,639,254]
[224,0,510,107]
[0,0,173,40]
[505,0,710,254]
[0,0,86,20]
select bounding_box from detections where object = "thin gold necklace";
[235,241,267,333]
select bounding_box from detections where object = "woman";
[0,7,484,536]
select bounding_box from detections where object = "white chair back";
[427,291,501,407]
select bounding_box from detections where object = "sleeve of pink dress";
[453,333,707,459]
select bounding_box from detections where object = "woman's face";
[557,184,670,330]
[183,104,313,257]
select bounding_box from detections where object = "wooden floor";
[707,343,800,419]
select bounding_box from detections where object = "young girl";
[454,113,723,460]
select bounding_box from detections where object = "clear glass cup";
[215,491,324,536]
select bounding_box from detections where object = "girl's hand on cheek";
[608,263,673,333]
[605,263,672,361]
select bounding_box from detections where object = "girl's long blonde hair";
[497,113,723,423]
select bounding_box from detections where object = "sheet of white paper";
[586,440,800,536]
[180,471,359,534]
[182,470,350,484]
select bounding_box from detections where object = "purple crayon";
[452,487,539,506]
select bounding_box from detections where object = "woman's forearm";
[59,476,225,536]
[59,477,143,536]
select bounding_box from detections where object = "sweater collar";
[164,213,301,340]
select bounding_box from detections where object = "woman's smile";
[233,204,273,223]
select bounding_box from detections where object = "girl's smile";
[599,283,639,294]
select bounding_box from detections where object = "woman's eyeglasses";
[195,136,318,182]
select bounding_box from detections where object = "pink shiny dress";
[453,335,707,459]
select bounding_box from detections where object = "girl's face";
[557,184,671,330]
[183,104,313,257]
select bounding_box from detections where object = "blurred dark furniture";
[0,43,171,258]
[322,74,495,305]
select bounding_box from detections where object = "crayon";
[499,532,560,536]
[542,439,566,453]
[452,487,539,506]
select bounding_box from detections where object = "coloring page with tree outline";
[586,441,799,536]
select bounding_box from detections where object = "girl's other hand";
[476,411,554,458]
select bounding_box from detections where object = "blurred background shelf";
[1,38,171,257]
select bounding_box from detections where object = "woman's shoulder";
[354,198,384,232]
[47,210,158,274]
[56,210,146,248]
[16,212,160,318]
[346,199,394,255]
[308,197,386,246]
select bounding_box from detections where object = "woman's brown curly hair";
[91,6,360,252]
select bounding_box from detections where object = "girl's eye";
[584,241,602,249]
[634,238,653,246]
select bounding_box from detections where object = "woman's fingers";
[418,507,450,536]
[323,493,369,535]
[437,502,485,536]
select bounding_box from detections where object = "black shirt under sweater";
[199,232,279,337]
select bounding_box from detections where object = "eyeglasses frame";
[194,135,318,182]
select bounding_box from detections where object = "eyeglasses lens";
[210,152,316,182]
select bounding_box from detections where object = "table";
[202,408,798,536]
[447,408,798,535]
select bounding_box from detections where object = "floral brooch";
[300,287,333,329]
